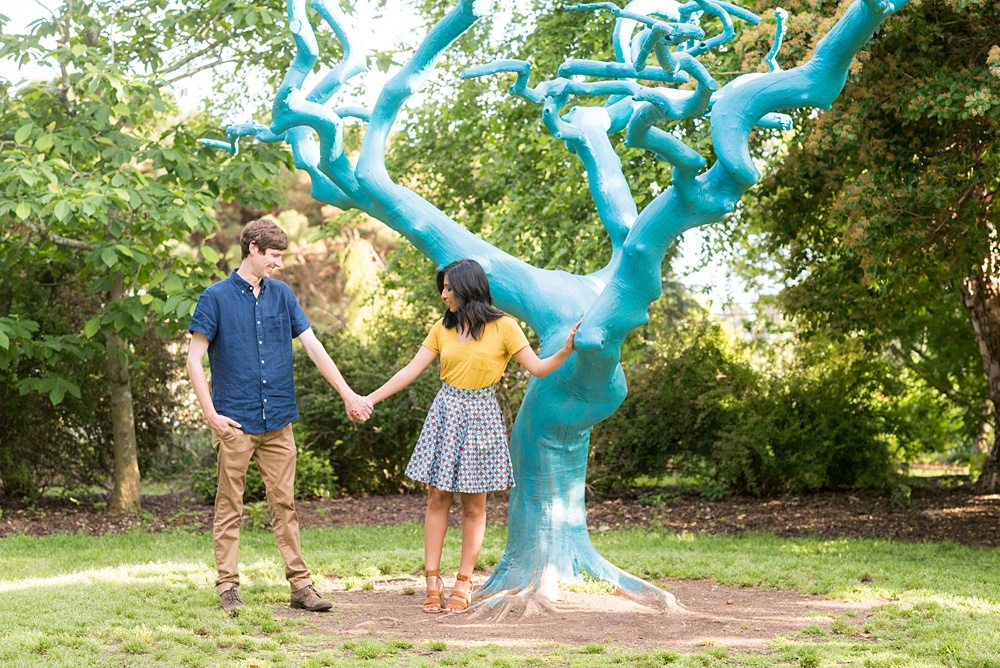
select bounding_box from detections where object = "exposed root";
[467,579,541,622]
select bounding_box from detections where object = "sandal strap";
[455,573,472,582]
[424,569,439,577]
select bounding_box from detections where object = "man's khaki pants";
[213,424,311,594]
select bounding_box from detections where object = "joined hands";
[345,393,374,423]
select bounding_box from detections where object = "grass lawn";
[1,524,998,666]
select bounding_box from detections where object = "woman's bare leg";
[423,486,452,611]
[447,492,486,608]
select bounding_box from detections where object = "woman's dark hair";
[437,259,504,340]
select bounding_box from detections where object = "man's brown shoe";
[290,584,332,612]
[220,586,244,612]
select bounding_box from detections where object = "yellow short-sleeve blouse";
[422,316,530,390]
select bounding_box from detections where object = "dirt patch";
[276,575,877,652]
[2,482,997,549]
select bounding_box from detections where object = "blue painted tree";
[204,0,910,613]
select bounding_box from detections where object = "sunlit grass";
[1,524,998,666]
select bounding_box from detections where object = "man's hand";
[208,411,242,437]
[345,393,373,423]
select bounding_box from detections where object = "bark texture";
[961,254,1000,493]
[108,274,141,513]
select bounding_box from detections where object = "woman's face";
[441,276,460,313]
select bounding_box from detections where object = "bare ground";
[276,574,879,652]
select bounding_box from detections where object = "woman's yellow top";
[422,316,530,390]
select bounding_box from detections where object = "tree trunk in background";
[108,274,141,512]
[961,237,1000,492]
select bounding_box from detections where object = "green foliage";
[591,315,957,495]
[0,263,190,497]
[0,1,293,396]
[721,0,1000,459]
[0,2,299,501]
[190,446,337,505]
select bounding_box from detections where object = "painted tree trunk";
[960,244,1000,492]
[480,370,675,611]
[108,274,141,513]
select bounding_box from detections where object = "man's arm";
[186,332,242,435]
[298,328,372,421]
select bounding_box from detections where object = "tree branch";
[164,57,236,85]
[156,40,225,78]
[19,221,96,251]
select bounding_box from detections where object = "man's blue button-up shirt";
[189,269,311,434]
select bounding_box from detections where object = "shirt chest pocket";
[262,312,288,341]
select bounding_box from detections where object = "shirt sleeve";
[422,320,443,354]
[501,317,530,355]
[286,285,311,338]
[188,289,218,341]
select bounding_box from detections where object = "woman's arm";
[368,346,439,405]
[512,320,581,379]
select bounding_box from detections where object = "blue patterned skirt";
[405,383,515,493]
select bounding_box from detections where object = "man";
[186,218,371,613]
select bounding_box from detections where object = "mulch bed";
[2,480,997,548]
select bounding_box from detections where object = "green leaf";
[50,383,66,406]
[164,274,184,294]
[71,43,86,57]
[112,102,131,117]
[15,202,31,220]
[200,245,220,263]
[115,244,134,258]
[101,247,117,268]
[34,134,53,152]
[14,124,32,144]
[53,200,70,221]
[140,293,154,305]
[83,316,101,338]
[250,163,269,181]
[163,294,183,314]
[0,330,8,350]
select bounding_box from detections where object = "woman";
[366,259,579,612]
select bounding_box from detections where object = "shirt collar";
[229,268,267,294]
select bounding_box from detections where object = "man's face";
[250,244,284,279]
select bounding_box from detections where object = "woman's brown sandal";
[445,573,473,612]
[423,569,443,613]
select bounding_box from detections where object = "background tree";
[0,0,311,509]
[727,0,1000,488]
[205,0,910,610]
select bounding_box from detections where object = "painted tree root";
[204,0,910,613]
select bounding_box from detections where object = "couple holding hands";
[187,218,579,613]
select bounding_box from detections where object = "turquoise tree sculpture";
[204,0,909,613]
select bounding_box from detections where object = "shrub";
[590,319,906,495]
